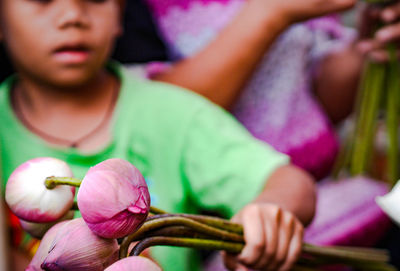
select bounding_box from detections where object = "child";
[0,0,325,270]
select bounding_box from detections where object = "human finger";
[375,22,400,43]
[381,3,400,23]
[264,212,296,271]
[278,222,303,271]
[359,5,381,38]
[356,40,379,55]
[369,49,390,62]
[236,204,267,267]
[248,206,281,270]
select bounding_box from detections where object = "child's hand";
[223,203,304,271]
[357,3,400,62]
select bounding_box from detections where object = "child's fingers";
[248,206,280,270]
[278,222,304,271]
[265,211,296,271]
[369,49,389,62]
[375,22,400,44]
[381,3,400,23]
[236,204,267,266]
[356,40,378,55]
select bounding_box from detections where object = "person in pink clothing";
[134,0,400,259]
[142,0,360,180]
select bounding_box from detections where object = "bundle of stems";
[118,206,395,270]
[45,177,394,269]
[334,5,400,186]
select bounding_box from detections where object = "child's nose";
[56,0,89,29]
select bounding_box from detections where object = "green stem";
[385,44,400,186]
[120,215,389,266]
[352,62,385,175]
[140,210,390,264]
[130,237,392,270]
[44,177,82,189]
[351,61,375,175]
[150,206,168,215]
[119,216,244,258]
[131,225,212,240]
[131,236,243,256]
[302,243,389,263]
[333,61,371,178]
[148,213,243,234]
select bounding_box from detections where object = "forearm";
[153,0,288,109]
[314,44,364,124]
[254,165,316,226]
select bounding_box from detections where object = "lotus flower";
[104,257,162,271]
[41,218,119,271]
[6,157,75,223]
[376,181,400,226]
[20,211,74,239]
[26,220,69,271]
[77,158,150,238]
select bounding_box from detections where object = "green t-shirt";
[0,63,288,271]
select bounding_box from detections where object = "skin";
[152,0,357,110]
[0,0,123,152]
[315,3,400,124]
[225,165,315,271]
[153,0,400,125]
[0,0,316,270]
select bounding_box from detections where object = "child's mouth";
[53,45,91,64]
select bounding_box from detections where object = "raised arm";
[153,0,356,109]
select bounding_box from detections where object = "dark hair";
[112,0,168,64]
[0,44,13,83]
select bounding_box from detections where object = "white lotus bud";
[376,181,400,226]
[6,157,75,223]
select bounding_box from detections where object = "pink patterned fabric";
[144,0,355,179]
[304,177,391,246]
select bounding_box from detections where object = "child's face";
[0,0,122,87]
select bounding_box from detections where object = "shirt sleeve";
[181,102,289,218]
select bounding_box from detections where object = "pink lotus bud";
[20,211,74,239]
[77,159,150,238]
[26,220,69,271]
[41,218,119,271]
[104,257,162,271]
[6,157,75,223]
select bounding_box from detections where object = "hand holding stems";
[223,203,303,271]
[357,2,400,62]
[334,1,400,183]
